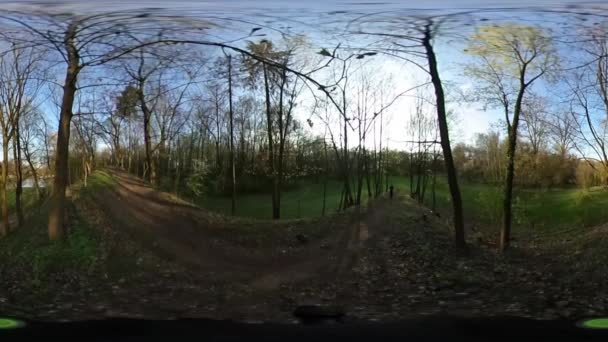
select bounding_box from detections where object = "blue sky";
[6,0,608,151]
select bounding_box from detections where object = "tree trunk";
[262,66,279,219]
[356,154,364,206]
[409,151,414,196]
[173,139,181,195]
[83,156,88,188]
[139,85,156,185]
[322,134,329,216]
[0,136,9,235]
[13,129,23,228]
[432,150,438,211]
[341,112,353,209]
[338,185,345,212]
[214,92,222,170]
[187,133,195,175]
[500,84,527,252]
[24,148,41,200]
[376,114,384,197]
[44,135,51,171]
[228,55,237,216]
[364,151,372,200]
[423,25,466,251]
[384,153,389,193]
[48,58,78,240]
[276,63,295,220]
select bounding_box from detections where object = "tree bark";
[139,83,156,185]
[322,133,328,216]
[214,90,222,170]
[263,65,279,219]
[422,25,467,251]
[227,55,237,216]
[500,80,527,252]
[1,136,9,235]
[13,127,23,228]
[48,24,79,241]
[341,95,353,209]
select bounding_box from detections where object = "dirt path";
[90,170,364,291]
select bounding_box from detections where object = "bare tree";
[521,94,550,156]
[567,26,608,182]
[0,45,42,234]
[19,107,43,200]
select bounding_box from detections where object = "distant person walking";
[389,185,394,200]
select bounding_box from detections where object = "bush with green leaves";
[186,159,211,197]
[475,187,503,225]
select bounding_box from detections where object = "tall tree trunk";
[275,62,294,220]
[228,55,237,216]
[322,132,328,216]
[173,138,181,195]
[432,150,438,211]
[356,152,364,206]
[48,46,78,240]
[409,150,414,196]
[385,168,389,192]
[82,155,88,188]
[214,93,222,170]
[364,150,372,200]
[500,82,527,252]
[415,139,422,200]
[187,133,195,175]
[423,25,466,251]
[263,65,279,219]
[44,131,51,171]
[341,108,353,209]
[1,136,9,235]
[139,86,156,185]
[158,138,167,181]
[13,129,23,228]
[376,113,384,197]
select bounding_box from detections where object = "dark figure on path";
[389,185,394,200]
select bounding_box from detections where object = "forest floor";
[1,169,608,323]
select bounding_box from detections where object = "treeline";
[453,132,581,188]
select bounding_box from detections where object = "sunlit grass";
[78,170,118,198]
[195,174,608,232]
[404,176,608,234]
[196,179,356,219]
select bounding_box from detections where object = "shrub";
[475,187,503,225]
[186,159,211,197]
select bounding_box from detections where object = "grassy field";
[196,175,608,235]
[394,177,608,236]
[196,179,349,219]
[195,176,415,219]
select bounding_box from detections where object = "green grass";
[0,203,99,289]
[196,179,351,219]
[0,175,105,291]
[393,176,608,236]
[195,173,608,236]
[79,170,118,196]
